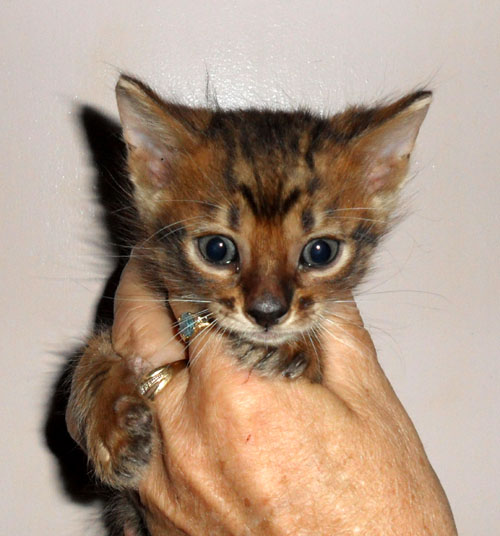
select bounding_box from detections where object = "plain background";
[1,1,498,534]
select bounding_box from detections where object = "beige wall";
[1,1,498,534]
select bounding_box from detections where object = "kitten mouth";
[241,330,297,345]
[214,313,307,345]
[222,324,302,345]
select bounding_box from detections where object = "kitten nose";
[246,293,289,328]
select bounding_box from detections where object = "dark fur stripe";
[352,223,379,246]
[281,187,301,214]
[228,205,240,230]
[301,208,315,232]
[87,367,112,398]
[307,176,321,195]
[239,183,259,216]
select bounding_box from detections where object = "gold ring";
[177,312,212,343]
[138,361,185,400]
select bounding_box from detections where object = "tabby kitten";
[67,75,431,535]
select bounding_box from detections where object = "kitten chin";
[239,330,301,345]
[67,74,432,535]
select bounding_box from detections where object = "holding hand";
[112,260,457,536]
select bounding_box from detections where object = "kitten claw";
[282,352,309,379]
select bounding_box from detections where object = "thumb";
[112,255,185,371]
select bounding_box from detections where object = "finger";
[319,294,388,406]
[168,300,346,404]
[168,301,349,423]
[167,300,363,420]
[168,300,249,386]
[138,366,190,529]
[112,254,185,373]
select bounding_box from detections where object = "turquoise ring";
[178,312,212,343]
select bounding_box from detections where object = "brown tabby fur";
[66,75,431,535]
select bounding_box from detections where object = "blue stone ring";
[178,312,212,343]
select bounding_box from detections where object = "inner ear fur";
[116,74,211,189]
[349,91,432,197]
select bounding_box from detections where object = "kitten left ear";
[351,91,432,196]
[116,75,209,189]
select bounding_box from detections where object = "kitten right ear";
[116,75,202,189]
[348,91,432,198]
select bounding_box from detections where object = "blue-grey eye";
[198,235,238,265]
[300,238,340,267]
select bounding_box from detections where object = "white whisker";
[142,216,207,245]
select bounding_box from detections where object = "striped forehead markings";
[281,187,301,214]
[301,208,315,232]
[237,182,303,218]
[238,183,259,216]
[228,205,240,230]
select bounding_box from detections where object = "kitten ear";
[350,91,432,196]
[116,75,204,189]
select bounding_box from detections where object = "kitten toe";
[92,394,153,489]
[282,351,309,379]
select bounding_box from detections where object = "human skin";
[113,258,457,535]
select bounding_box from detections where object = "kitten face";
[115,76,430,348]
[158,153,366,345]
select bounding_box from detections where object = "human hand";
[113,260,457,535]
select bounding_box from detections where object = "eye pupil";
[310,240,331,264]
[206,237,227,262]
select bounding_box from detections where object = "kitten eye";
[300,238,340,268]
[198,235,238,265]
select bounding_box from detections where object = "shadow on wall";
[43,107,135,529]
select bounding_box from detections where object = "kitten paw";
[90,394,153,489]
[281,351,309,379]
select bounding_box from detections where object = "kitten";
[67,75,431,535]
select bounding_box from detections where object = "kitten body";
[67,76,431,535]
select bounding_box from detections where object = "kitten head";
[116,75,430,345]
